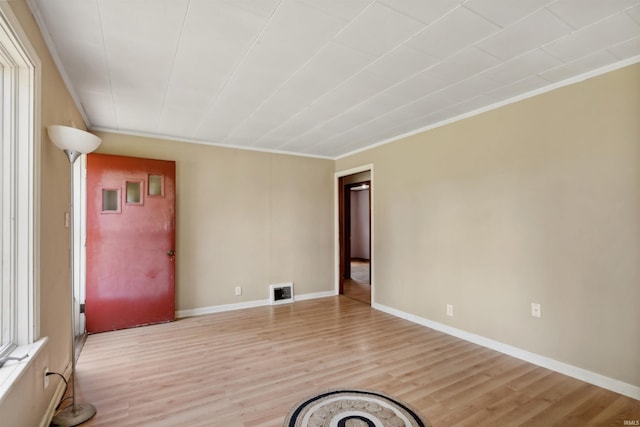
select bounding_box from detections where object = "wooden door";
[86,154,176,333]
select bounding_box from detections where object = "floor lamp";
[47,125,101,426]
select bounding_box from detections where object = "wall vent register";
[270,283,293,304]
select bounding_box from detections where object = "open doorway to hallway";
[338,169,371,305]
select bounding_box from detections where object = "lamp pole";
[48,126,100,426]
[51,149,96,426]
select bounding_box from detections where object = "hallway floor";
[343,259,370,305]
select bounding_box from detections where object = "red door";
[86,153,176,333]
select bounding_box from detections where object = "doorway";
[337,166,373,305]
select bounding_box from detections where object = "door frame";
[73,155,88,340]
[335,164,374,303]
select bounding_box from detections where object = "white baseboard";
[294,290,337,301]
[175,290,337,318]
[176,299,270,318]
[373,302,640,401]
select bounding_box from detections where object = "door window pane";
[126,181,142,204]
[148,174,163,196]
[102,189,119,212]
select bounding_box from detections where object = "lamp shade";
[47,125,101,154]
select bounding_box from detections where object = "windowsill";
[0,337,47,403]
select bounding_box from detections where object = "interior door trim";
[334,164,374,303]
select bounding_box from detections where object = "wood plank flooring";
[68,296,640,426]
[343,260,371,304]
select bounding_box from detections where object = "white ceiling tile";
[542,12,640,62]
[449,94,501,114]
[166,53,229,98]
[258,1,347,53]
[365,106,426,131]
[221,0,281,17]
[296,0,372,21]
[482,49,563,85]
[266,114,317,138]
[108,60,168,103]
[487,75,551,100]
[100,0,188,53]
[305,42,376,78]
[279,43,375,106]
[420,107,462,125]
[378,0,462,25]
[249,43,375,118]
[193,0,350,137]
[384,71,445,101]
[464,0,551,27]
[367,45,439,82]
[608,36,640,59]
[476,8,572,60]
[354,90,420,118]
[539,50,620,82]
[547,0,640,29]
[304,70,394,118]
[163,86,213,112]
[77,89,117,128]
[406,6,500,59]
[114,103,163,131]
[195,117,235,142]
[427,47,502,83]
[53,38,110,92]
[227,118,277,142]
[157,106,205,138]
[35,0,102,44]
[319,108,377,134]
[410,92,457,112]
[334,2,425,56]
[628,5,640,25]
[252,135,288,150]
[388,114,440,136]
[178,0,270,64]
[253,86,321,125]
[100,1,189,125]
[304,127,370,155]
[435,75,502,103]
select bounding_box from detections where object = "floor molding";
[373,302,640,401]
[175,290,337,318]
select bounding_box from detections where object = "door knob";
[167,250,175,256]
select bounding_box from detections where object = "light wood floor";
[343,260,371,304]
[69,297,640,427]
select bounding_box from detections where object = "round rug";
[284,389,429,427]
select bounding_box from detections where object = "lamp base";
[51,403,96,426]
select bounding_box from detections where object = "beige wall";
[336,63,640,387]
[1,0,87,425]
[92,134,335,311]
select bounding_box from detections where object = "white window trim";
[0,1,41,396]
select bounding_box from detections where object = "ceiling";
[29,0,640,159]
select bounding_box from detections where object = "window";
[148,174,163,196]
[102,188,120,212]
[0,5,37,360]
[126,180,143,205]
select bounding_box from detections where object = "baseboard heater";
[270,282,294,304]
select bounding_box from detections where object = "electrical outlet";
[446,304,453,317]
[531,302,541,318]
[43,367,49,389]
[235,286,242,296]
